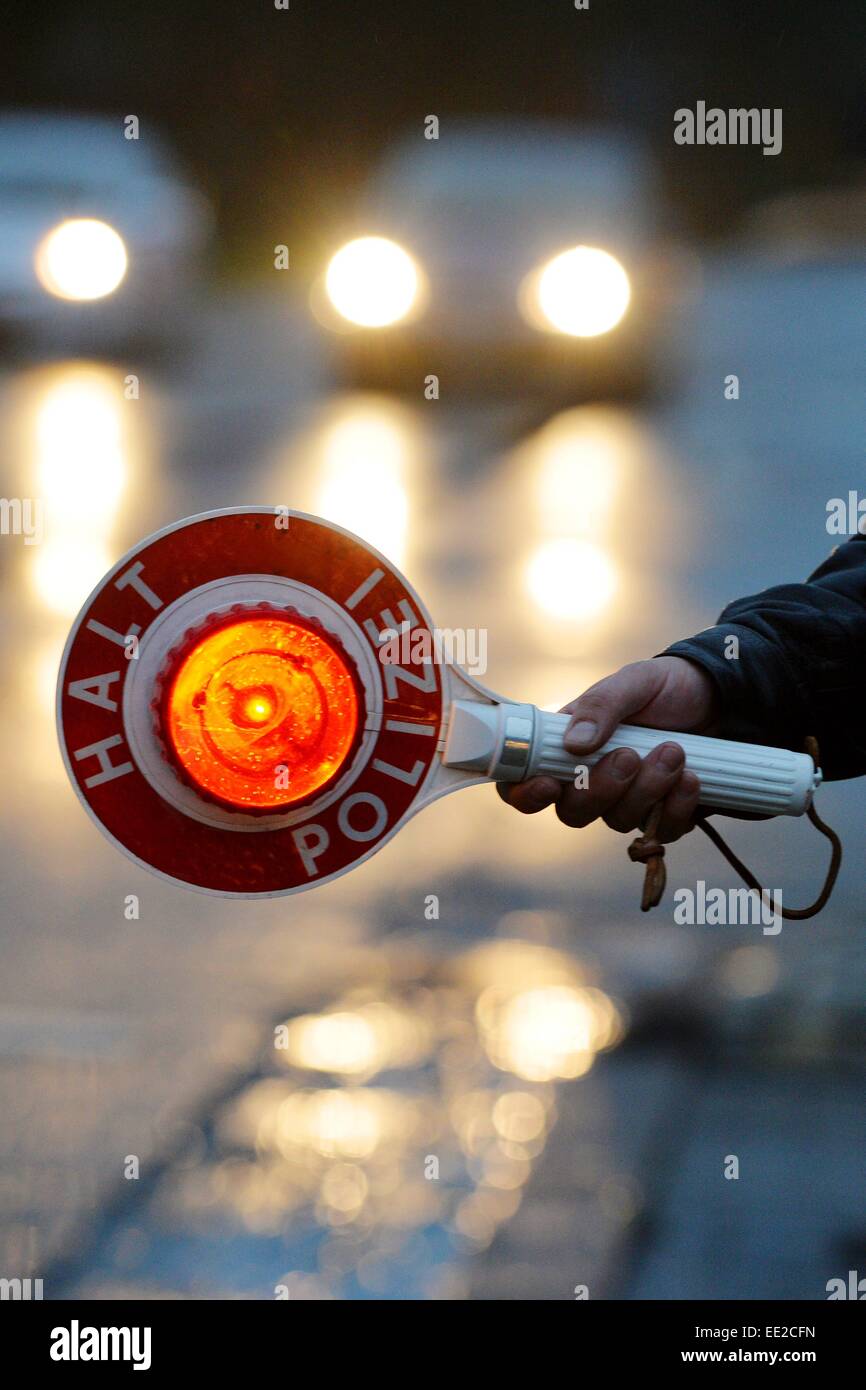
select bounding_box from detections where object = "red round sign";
[57,508,444,896]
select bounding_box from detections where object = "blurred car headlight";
[325,236,419,328]
[522,245,631,338]
[34,218,128,302]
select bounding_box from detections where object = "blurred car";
[0,111,211,356]
[315,119,679,397]
[739,182,866,265]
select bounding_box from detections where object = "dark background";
[4,0,864,270]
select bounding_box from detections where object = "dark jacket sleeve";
[660,536,866,780]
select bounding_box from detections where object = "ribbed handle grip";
[534,710,819,817]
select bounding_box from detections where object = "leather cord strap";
[628,800,667,911]
[628,736,843,919]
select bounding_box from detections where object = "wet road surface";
[2,262,865,1298]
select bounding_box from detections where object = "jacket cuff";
[658,623,810,748]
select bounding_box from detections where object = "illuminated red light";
[161,614,361,811]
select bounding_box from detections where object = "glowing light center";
[163,616,360,810]
[325,236,418,327]
[535,245,630,337]
[35,218,128,302]
[242,691,275,725]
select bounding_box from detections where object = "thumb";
[562,661,666,753]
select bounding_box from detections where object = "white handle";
[442,701,821,817]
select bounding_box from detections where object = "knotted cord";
[628,736,842,918]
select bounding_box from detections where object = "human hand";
[497,656,718,843]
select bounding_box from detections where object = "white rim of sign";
[122,573,385,832]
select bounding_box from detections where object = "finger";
[496,776,561,815]
[657,769,701,843]
[603,741,686,833]
[562,661,666,754]
[553,747,641,828]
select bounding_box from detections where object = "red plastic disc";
[57,509,444,896]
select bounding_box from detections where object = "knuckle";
[660,815,695,844]
[509,777,561,815]
[555,793,593,829]
[605,788,654,832]
[645,761,682,791]
[574,693,609,722]
[498,785,531,814]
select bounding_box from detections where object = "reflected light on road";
[157,956,623,1285]
[270,1089,406,1161]
[26,365,128,617]
[280,1001,431,1078]
[454,1186,522,1246]
[5,363,141,806]
[11,632,70,790]
[478,983,622,1082]
[311,399,412,567]
[320,1163,369,1224]
[286,1012,380,1076]
[531,413,621,537]
[716,945,780,999]
[506,408,677,658]
[492,1090,547,1144]
[31,536,113,619]
[36,373,126,524]
[31,636,65,717]
[525,536,617,623]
